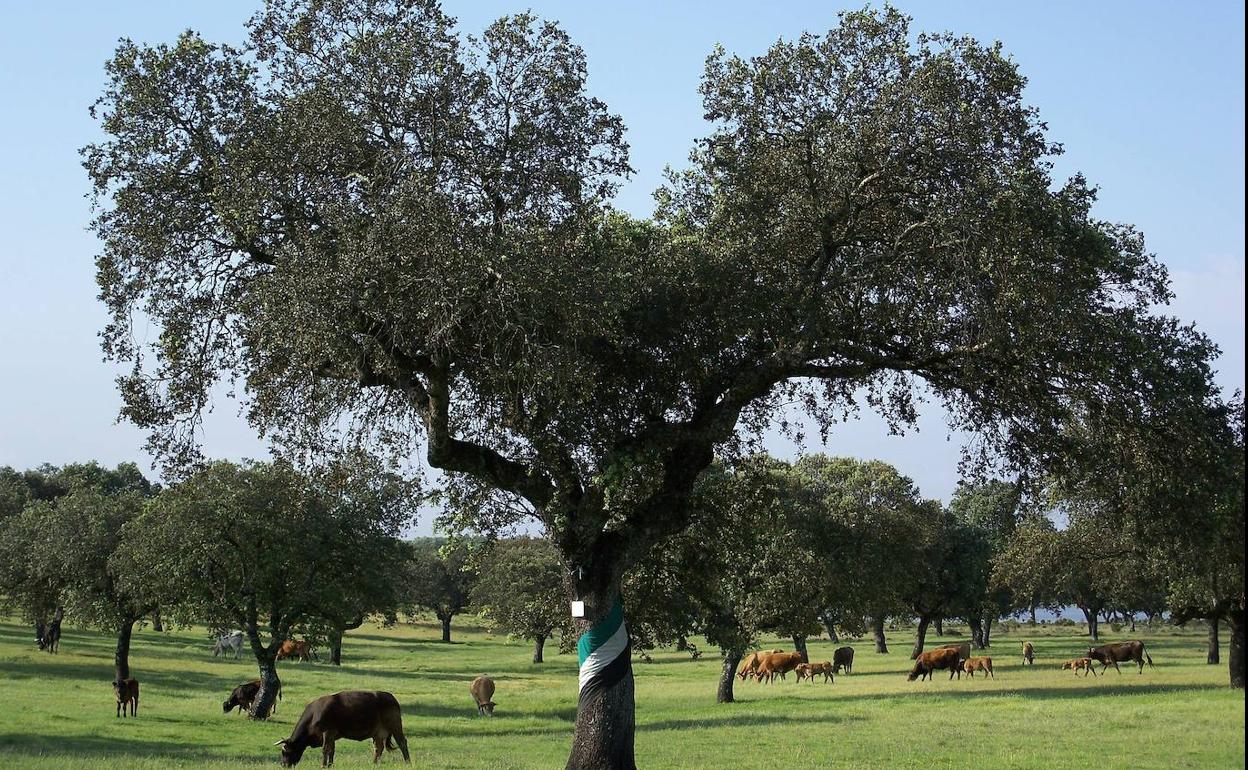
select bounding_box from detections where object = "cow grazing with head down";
[1022,641,1035,665]
[1086,641,1154,674]
[223,678,283,716]
[113,678,139,717]
[276,639,317,663]
[470,676,496,716]
[737,649,783,681]
[832,646,854,674]
[275,691,409,767]
[908,647,963,681]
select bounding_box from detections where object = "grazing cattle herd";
[58,626,1164,765]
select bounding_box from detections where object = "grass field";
[1,617,1242,769]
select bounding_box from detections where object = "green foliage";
[404,538,479,627]
[470,537,569,646]
[117,458,413,655]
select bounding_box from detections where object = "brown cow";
[276,639,317,663]
[908,647,963,681]
[832,646,855,674]
[113,678,139,718]
[796,661,834,683]
[1022,641,1035,665]
[963,656,994,678]
[755,651,804,683]
[1087,641,1154,674]
[223,678,283,716]
[1061,657,1098,677]
[737,649,783,681]
[275,691,410,767]
[470,676,496,716]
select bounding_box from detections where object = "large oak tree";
[86,4,1218,765]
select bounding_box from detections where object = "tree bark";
[1227,607,1244,689]
[114,616,135,681]
[251,654,282,719]
[910,616,931,659]
[982,617,992,647]
[934,617,944,637]
[565,581,635,770]
[968,617,984,649]
[329,627,344,666]
[534,634,547,664]
[440,615,452,643]
[717,649,743,704]
[1207,617,1220,665]
[822,617,840,643]
[872,616,889,654]
[793,635,809,663]
[151,609,163,632]
[1081,606,1100,641]
[1029,605,1037,625]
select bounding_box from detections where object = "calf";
[832,646,854,674]
[470,676,496,716]
[1087,641,1154,674]
[963,656,994,678]
[908,647,963,681]
[798,661,834,683]
[113,678,140,718]
[1061,657,1098,677]
[223,678,283,716]
[275,690,410,767]
[1022,641,1035,665]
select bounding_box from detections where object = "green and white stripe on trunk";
[577,597,630,695]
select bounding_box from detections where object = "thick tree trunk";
[440,615,453,643]
[968,617,984,649]
[1081,606,1100,641]
[982,618,992,648]
[1227,608,1244,689]
[114,616,135,681]
[329,627,344,666]
[793,635,809,663]
[565,582,635,770]
[1029,605,1037,625]
[717,649,743,704]
[934,617,944,637]
[1207,617,1220,665]
[151,609,163,632]
[910,616,931,660]
[252,655,282,719]
[872,616,889,654]
[534,634,547,664]
[1129,614,1136,632]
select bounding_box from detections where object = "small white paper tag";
[570,600,586,618]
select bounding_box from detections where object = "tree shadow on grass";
[0,732,261,764]
[896,681,1225,700]
[3,657,249,695]
[637,711,863,732]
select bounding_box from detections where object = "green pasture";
[0,618,1241,769]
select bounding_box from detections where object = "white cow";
[212,631,245,659]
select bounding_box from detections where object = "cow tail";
[1145,650,1155,669]
[386,735,396,751]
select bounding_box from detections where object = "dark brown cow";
[1087,641,1154,674]
[113,678,139,718]
[276,691,410,767]
[832,646,855,674]
[276,639,317,662]
[223,678,283,716]
[908,647,963,681]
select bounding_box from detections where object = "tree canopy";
[85,2,1225,763]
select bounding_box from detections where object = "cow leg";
[1112,660,1121,675]
[322,736,335,767]
[116,700,121,718]
[373,735,385,763]
[395,732,410,763]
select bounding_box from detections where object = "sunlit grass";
[0,617,1241,768]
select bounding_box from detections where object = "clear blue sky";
[1,1,1243,518]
